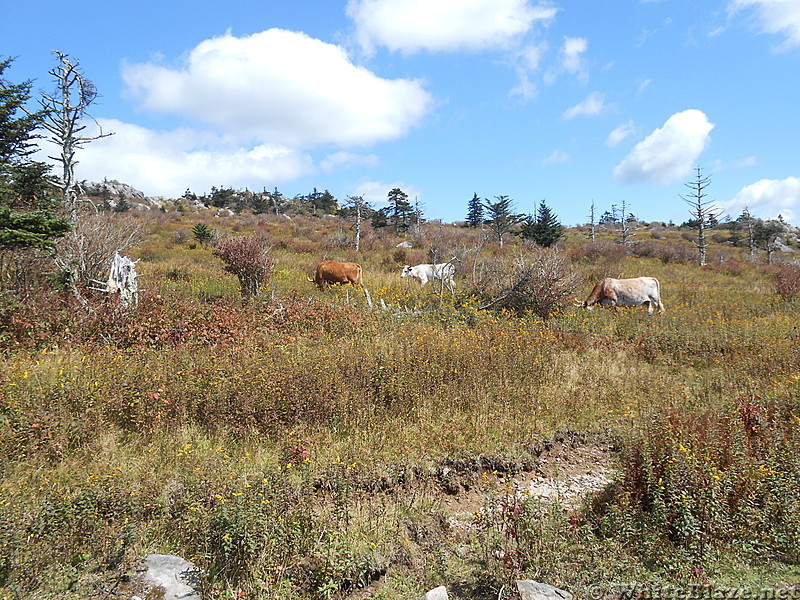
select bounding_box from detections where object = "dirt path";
[348,432,620,599]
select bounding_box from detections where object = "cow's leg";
[645,300,654,315]
[601,298,616,310]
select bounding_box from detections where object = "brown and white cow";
[308,261,363,288]
[581,277,664,314]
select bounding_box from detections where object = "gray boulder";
[517,580,573,600]
[134,554,202,600]
[419,585,448,599]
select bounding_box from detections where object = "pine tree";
[0,207,71,249]
[387,188,413,234]
[0,57,55,209]
[465,193,484,228]
[519,200,565,247]
[0,58,70,252]
[483,195,523,247]
[192,223,213,247]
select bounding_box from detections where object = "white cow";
[582,277,664,314]
[401,262,456,291]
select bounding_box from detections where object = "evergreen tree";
[465,193,484,228]
[305,188,338,213]
[371,206,390,229]
[0,57,55,209]
[387,187,413,234]
[113,191,130,213]
[519,200,565,247]
[0,207,71,249]
[754,218,785,265]
[0,58,69,254]
[483,195,524,247]
[192,223,213,247]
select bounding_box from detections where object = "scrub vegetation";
[1,211,799,599]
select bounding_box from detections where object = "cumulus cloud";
[562,92,607,119]
[347,0,558,54]
[352,180,423,207]
[613,109,714,184]
[729,0,800,49]
[122,29,433,148]
[320,151,379,172]
[606,120,636,147]
[72,119,314,198]
[721,176,800,222]
[542,149,570,165]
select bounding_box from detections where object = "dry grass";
[1,212,799,599]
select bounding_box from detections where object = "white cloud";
[320,151,379,172]
[70,119,314,198]
[606,120,636,147]
[721,176,800,221]
[545,36,590,84]
[122,29,433,148]
[613,109,714,184]
[561,37,588,77]
[729,0,800,49]
[542,149,570,165]
[352,180,423,207]
[347,0,558,55]
[562,92,607,119]
[711,156,758,172]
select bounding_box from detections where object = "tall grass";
[1,214,799,598]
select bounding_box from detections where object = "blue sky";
[3,0,800,225]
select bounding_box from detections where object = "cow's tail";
[654,277,665,313]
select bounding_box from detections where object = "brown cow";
[582,277,664,314]
[308,261,363,288]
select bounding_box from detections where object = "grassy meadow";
[1,211,799,599]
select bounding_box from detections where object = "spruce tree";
[465,193,484,228]
[0,207,71,249]
[483,195,523,246]
[0,57,55,209]
[387,188,413,234]
[0,58,70,251]
[519,200,565,247]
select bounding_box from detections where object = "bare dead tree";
[682,167,721,267]
[344,195,370,251]
[615,198,637,247]
[37,51,113,221]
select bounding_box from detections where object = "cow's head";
[401,265,413,278]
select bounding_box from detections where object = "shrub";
[594,397,800,563]
[774,265,800,300]
[477,248,580,319]
[212,234,274,297]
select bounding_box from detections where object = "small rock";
[139,554,202,600]
[420,585,448,599]
[517,580,573,600]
